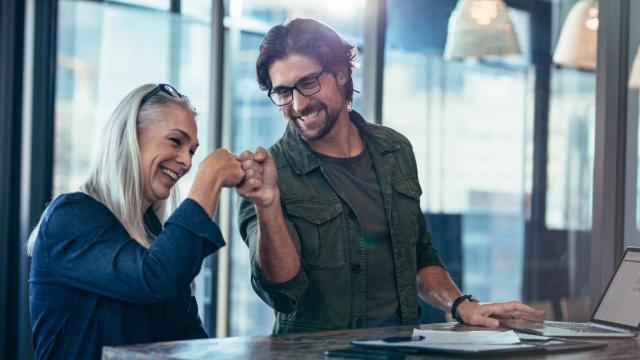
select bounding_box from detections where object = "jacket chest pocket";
[391,177,422,247]
[284,199,347,270]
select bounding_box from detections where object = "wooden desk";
[102,322,639,359]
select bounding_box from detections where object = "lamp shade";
[444,0,521,60]
[553,0,598,70]
[630,47,640,90]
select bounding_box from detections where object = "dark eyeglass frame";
[142,83,195,111]
[267,70,325,106]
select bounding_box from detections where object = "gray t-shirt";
[316,143,401,327]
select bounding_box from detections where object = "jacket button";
[348,211,356,220]
[351,263,361,273]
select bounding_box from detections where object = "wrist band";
[451,294,477,325]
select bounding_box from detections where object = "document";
[352,328,606,356]
[412,329,521,344]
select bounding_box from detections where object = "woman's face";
[138,103,198,210]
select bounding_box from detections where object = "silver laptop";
[503,247,640,338]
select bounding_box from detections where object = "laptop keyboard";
[545,321,623,333]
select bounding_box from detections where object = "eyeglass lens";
[269,72,323,106]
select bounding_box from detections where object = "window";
[627,0,640,247]
[383,0,596,321]
[54,0,214,323]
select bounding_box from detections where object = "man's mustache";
[289,103,325,118]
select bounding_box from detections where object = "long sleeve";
[408,151,443,270]
[31,193,224,303]
[237,195,309,314]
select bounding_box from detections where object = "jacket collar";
[282,110,400,175]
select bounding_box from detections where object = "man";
[236,18,544,334]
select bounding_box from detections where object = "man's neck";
[308,109,363,158]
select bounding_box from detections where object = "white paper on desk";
[412,329,521,344]
[351,340,536,354]
[515,333,552,341]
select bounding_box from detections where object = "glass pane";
[543,0,597,321]
[239,0,365,41]
[54,0,214,324]
[228,32,284,337]
[628,0,640,247]
[383,0,595,322]
[108,0,170,11]
[384,0,530,312]
[546,68,595,230]
[226,1,365,336]
[182,0,212,22]
[384,33,530,304]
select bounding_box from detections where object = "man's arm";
[236,147,300,283]
[416,265,462,313]
[417,266,545,327]
[253,192,300,283]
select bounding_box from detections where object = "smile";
[297,108,323,122]
[160,166,179,181]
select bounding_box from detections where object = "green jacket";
[238,111,443,334]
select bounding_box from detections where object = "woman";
[27,84,244,359]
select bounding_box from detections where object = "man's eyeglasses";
[142,83,195,111]
[268,70,324,106]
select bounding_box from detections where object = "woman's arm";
[34,194,220,304]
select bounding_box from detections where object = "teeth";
[161,167,178,181]
[300,109,321,121]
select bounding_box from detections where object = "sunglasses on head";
[141,83,196,111]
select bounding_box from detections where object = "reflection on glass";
[238,0,364,40]
[383,51,529,303]
[226,1,364,336]
[109,0,170,11]
[384,0,530,307]
[546,68,595,230]
[637,88,640,232]
[384,0,595,322]
[182,0,212,22]
[54,0,213,322]
[228,33,284,337]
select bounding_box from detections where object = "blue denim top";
[29,192,224,359]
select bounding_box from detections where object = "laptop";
[503,247,640,338]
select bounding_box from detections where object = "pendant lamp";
[444,0,521,60]
[629,47,640,90]
[553,0,599,70]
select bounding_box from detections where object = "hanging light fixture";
[444,0,521,60]
[553,0,599,70]
[630,47,640,90]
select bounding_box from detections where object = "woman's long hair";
[27,84,196,254]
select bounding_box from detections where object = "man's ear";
[335,70,348,86]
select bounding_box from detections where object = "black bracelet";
[451,294,477,325]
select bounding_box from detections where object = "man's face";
[268,53,348,142]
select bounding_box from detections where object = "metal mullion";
[522,0,552,304]
[362,0,386,125]
[170,0,180,14]
[216,0,241,339]
[0,0,26,358]
[590,0,630,311]
[623,0,640,247]
[13,0,58,358]
[202,0,226,338]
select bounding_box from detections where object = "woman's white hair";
[27,83,197,255]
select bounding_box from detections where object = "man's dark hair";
[256,18,358,105]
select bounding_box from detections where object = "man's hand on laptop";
[457,301,546,328]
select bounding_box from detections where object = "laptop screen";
[592,249,640,328]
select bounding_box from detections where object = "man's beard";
[285,100,340,142]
